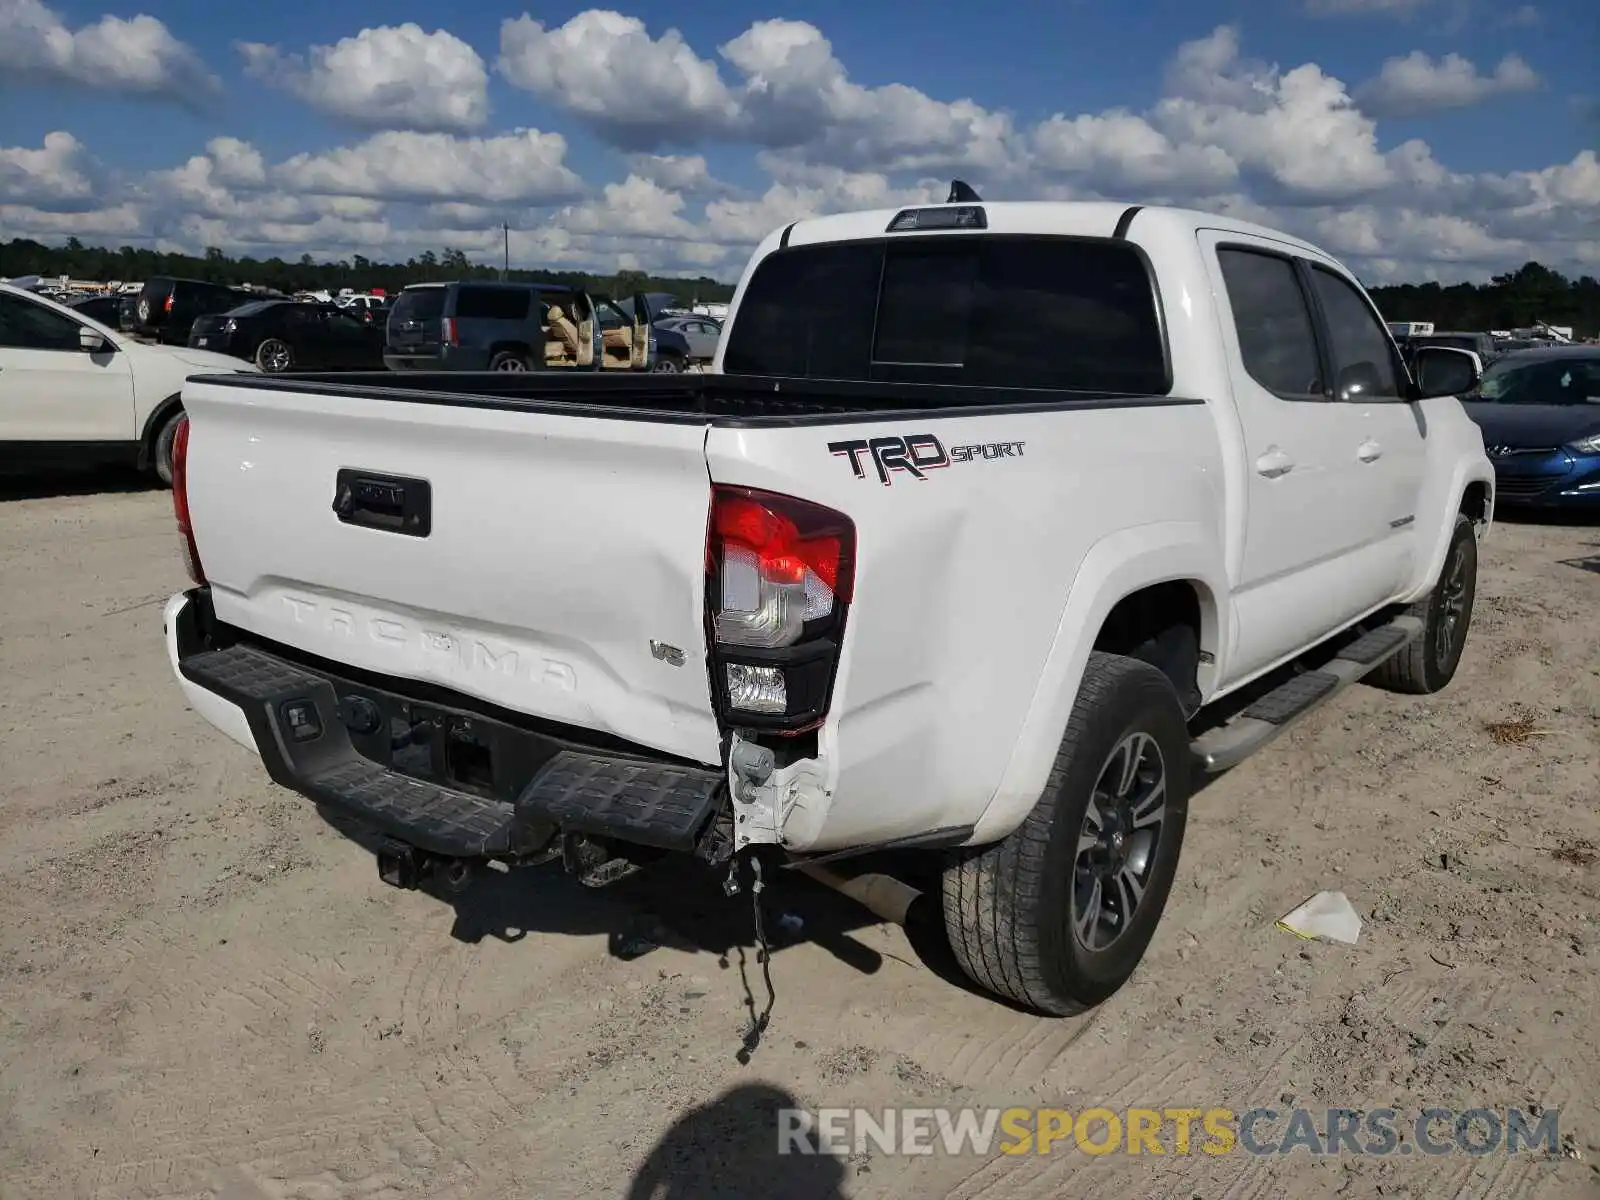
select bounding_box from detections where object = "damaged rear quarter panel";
[705,401,1221,852]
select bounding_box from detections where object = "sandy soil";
[1,474,1596,1199]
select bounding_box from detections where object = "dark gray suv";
[384,281,676,372]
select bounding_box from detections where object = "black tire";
[651,353,684,373]
[1369,514,1477,695]
[489,350,531,371]
[256,338,293,372]
[151,411,181,488]
[942,652,1192,1015]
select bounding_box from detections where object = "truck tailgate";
[181,379,721,766]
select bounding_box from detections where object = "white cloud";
[1152,26,1394,201]
[274,129,584,205]
[0,131,98,207]
[237,24,489,133]
[0,0,218,102]
[206,137,267,188]
[0,201,147,240]
[1355,52,1541,118]
[497,11,1014,171]
[498,12,738,149]
[624,153,732,195]
[546,175,698,238]
[1031,110,1237,191]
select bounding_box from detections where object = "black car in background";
[134,276,254,345]
[65,294,125,326]
[188,300,386,372]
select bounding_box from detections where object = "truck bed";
[187,370,1198,426]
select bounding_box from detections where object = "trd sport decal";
[828,434,1026,485]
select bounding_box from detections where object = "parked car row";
[75,275,727,377]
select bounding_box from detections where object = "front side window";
[0,293,85,352]
[1216,248,1324,400]
[722,234,1169,394]
[1308,266,1403,401]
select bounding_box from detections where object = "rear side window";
[1216,249,1324,399]
[722,235,1170,393]
[453,286,534,321]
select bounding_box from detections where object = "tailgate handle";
[333,470,432,538]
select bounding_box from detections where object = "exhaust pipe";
[795,863,922,926]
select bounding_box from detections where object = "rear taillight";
[707,486,855,733]
[441,316,458,345]
[163,294,174,314]
[171,415,205,585]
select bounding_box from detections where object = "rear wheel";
[1370,514,1477,694]
[151,411,181,487]
[943,652,1192,1015]
[652,353,684,373]
[489,350,531,371]
[256,338,293,372]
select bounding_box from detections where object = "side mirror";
[79,326,109,353]
[1413,346,1481,399]
[1334,360,1385,401]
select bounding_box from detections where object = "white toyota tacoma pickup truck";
[163,189,1494,1015]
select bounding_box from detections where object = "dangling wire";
[737,856,777,1063]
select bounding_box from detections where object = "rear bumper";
[164,588,727,859]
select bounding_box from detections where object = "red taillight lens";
[441,316,458,346]
[163,294,173,313]
[709,486,854,649]
[171,415,205,585]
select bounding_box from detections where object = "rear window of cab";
[721,234,1170,394]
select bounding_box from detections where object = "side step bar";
[1190,616,1423,773]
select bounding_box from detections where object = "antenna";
[947,179,982,204]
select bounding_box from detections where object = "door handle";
[1357,440,1383,463]
[1255,448,1294,478]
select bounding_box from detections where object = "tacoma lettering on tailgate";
[281,595,576,691]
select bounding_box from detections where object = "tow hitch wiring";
[736,855,777,1064]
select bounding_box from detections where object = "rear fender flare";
[137,393,183,470]
[966,522,1229,845]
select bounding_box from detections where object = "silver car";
[656,315,722,362]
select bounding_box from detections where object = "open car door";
[629,292,654,370]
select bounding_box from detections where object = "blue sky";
[1,0,1596,281]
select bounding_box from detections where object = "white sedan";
[0,282,257,485]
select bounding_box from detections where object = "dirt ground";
[1,474,1597,1199]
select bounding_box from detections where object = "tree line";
[1366,262,1597,337]
[0,239,738,307]
[2,239,1596,335]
